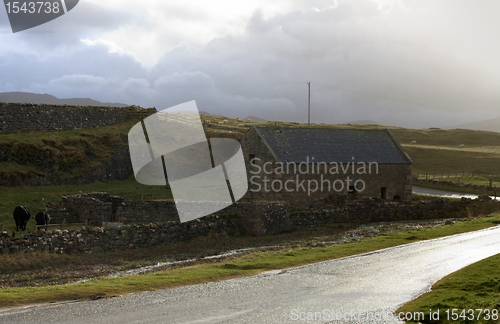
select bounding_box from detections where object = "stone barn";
[240,126,412,205]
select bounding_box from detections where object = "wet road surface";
[413,185,499,200]
[2,226,500,323]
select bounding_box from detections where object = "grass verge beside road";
[1,214,500,308]
[397,253,500,324]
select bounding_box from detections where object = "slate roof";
[252,126,412,164]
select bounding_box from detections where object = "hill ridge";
[0,91,128,107]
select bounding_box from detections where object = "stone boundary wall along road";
[2,193,499,254]
[0,103,156,133]
[0,217,246,254]
[49,193,290,236]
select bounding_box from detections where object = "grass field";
[0,176,174,233]
[397,253,500,323]
[403,146,500,177]
[1,117,500,232]
[0,120,136,187]
[1,214,499,308]
[392,128,500,187]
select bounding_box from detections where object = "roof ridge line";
[251,125,280,161]
[386,129,413,164]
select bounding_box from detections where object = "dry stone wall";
[0,102,156,133]
[0,216,246,254]
[2,193,498,255]
[290,197,475,228]
[50,193,289,235]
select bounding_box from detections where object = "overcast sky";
[1,0,500,128]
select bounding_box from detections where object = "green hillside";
[1,116,500,232]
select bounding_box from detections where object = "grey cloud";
[0,42,146,91]
[152,3,211,22]
[0,2,135,50]
[2,0,500,128]
[37,1,133,32]
[0,5,10,31]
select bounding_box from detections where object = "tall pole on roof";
[307,81,311,125]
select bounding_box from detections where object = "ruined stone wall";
[0,102,156,133]
[116,201,243,224]
[51,193,288,235]
[2,196,498,254]
[0,215,247,254]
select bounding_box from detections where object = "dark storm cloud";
[147,0,500,126]
[1,0,500,128]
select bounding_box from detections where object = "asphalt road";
[413,185,499,200]
[2,226,500,324]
